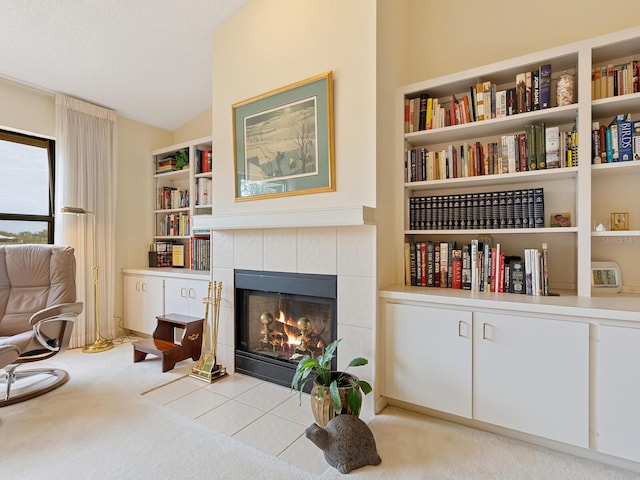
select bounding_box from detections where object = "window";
[0,129,55,244]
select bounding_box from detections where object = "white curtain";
[55,94,118,349]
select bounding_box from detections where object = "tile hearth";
[142,372,330,475]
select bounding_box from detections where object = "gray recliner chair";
[0,244,83,407]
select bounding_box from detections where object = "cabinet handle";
[135,281,141,292]
[142,282,147,293]
[181,287,187,298]
[188,288,196,299]
[482,323,490,340]
[458,321,463,337]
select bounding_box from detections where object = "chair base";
[0,367,69,407]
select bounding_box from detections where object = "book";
[506,88,517,116]
[545,126,560,168]
[404,242,412,286]
[532,69,540,111]
[426,241,434,287]
[534,188,545,228]
[617,114,633,161]
[439,241,449,287]
[461,243,472,290]
[526,124,537,170]
[607,119,619,162]
[516,73,526,114]
[541,242,549,296]
[509,259,525,294]
[535,122,546,169]
[525,71,532,111]
[172,244,185,268]
[475,82,484,121]
[451,249,462,289]
[539,64,551,109]
[634,120,640,160]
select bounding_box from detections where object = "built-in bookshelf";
[399,27,640,299]
[152,136,212,271]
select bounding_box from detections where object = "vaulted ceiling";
[0,0,249,130]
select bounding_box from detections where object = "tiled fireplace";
[197,209,376,419]
[234,269,337,389]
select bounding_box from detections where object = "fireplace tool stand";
[189,281,227,383]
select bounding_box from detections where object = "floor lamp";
[61,206,113,353]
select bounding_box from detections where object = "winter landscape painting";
[233,72,334,201]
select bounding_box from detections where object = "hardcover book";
[545,126,560,168]
[539,64,552,109]
[617,114,633,161]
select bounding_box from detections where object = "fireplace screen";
[235,270,337,388]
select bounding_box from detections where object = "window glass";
[0,130,54,244]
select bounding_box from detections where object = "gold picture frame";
[610,212,629,231]
[233,72,335,201]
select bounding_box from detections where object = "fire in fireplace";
[234,269,337,389]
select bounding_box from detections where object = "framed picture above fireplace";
[233,71,335,201]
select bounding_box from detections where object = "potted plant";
[174,149,188,170]
[291,338,372,427]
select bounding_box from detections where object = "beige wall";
[407,0,640,83]
[0,78,55,137]
[172,106,212,144]
[211,0,377,215]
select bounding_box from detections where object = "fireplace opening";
[234,269,337,390]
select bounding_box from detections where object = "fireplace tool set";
[190,281,227,383]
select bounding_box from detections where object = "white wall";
[211,0,377,215]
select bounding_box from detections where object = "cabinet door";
[385,302,472,418]
[597,324,640,462]
[473,312,589,447]
[124,275,163,335]
[164,277,209,318]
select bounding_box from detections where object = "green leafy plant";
[175,149,188,170]
[291,338,372,416]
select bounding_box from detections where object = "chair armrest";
[29,302,84,326]
[29,302,83,352]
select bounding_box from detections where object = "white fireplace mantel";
[192,205,376,231]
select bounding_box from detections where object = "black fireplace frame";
[234,269,337,389]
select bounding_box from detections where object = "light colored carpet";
[1,339,639,479]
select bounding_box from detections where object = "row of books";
[157,186,189,210]
[195,177,212,207]
[195,148,212,174]
[405,63,554,133]
[157,212,190,237]
[592,61,639,100]
[155,156,177,173]
[190,236,211,271]
[408,188,545,231]
[405,239,551,296]
[405,124,578,182]
[592,114,640,163]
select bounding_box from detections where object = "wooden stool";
[133,313,204,372]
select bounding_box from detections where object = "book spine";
[618,117,633,161]
[534,188,545,228]
[539,64,551,109]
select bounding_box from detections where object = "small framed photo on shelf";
[550,212,571,227]
[610,212,629,231]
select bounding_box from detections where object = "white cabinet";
[597,324,640,462]
[473,311,589,447]
[163,277,209,319]
[382,297,590,448]
[385,303,472,418]
[123,274,164,335]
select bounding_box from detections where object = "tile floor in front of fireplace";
[142,371,329,475]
